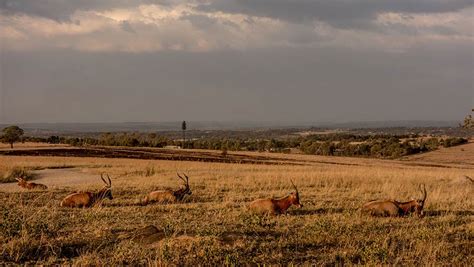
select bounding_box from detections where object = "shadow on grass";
[425,210,474,217]
[291,207,346,216]
[2,239,89,263]
[105,202,145,207]
[104,198,211,207]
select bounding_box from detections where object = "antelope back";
[147,190,177,203]
[362,200,400,217]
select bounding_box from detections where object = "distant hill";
[0,120,460,136]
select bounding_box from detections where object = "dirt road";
[0,168,101,192]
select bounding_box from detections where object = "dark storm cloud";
[3,0,473,26]
[0,0,173,21]
[198,0,474,29]
[0,1,472,124]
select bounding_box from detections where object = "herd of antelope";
[13,172,437,218]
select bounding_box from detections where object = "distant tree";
[460,114,474,129]
[422,138,440,151]
[443,137,468,148]
[47,135,61,144]
[221,146,228,157]
[320,141,335,156]
[1,125,24,148]
[181,121,187,149]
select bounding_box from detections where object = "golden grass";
[403,140,474,167]
[0,146,473,265]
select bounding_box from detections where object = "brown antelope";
[362,184,427,217]
[249,180,302,215]
[15,177,48,190]
[60,174,113,208]
[142,173,192,205]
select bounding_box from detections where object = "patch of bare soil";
[0,168,101,192]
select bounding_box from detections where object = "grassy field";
[0,143,473,265]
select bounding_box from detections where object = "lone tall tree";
[460,108,474,129]
[1,125,24,148]
[181,121,187,149]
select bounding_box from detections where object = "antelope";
[15,177,48,190]
[142,173,192,205]
[362,184,427,217]
[249,180,302,215]
[60,174,113,208]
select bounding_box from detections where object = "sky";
[0,0,473,124]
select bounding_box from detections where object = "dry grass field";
[0,143,473,265]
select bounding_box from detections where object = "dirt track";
[0,168,99,192]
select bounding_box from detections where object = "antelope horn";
[100,173,108,186]
[420,184,427,202]
[183,173,190,185]
[290,179,298,194]
[177,172,186,184]
[107,174,112,187]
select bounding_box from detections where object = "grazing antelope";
[60,174,113,208]
[362,184,427,217]
[15,177,48,190]
[142,173,192,205]
[249,180,302,215]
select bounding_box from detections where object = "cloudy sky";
[0,0,473,124]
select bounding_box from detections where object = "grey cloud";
[198,0,474,29]
[0,0,174,21]
[120,20,136,33]
[381,23,461,36]
[182,14,218,29]
[1,44,472,123]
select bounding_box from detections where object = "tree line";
[21,132,468,159]
[1,124,469,158]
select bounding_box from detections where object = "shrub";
[0,167,36,183]
[443,137,468,148]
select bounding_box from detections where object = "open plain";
[1,143,473,265]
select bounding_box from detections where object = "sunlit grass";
[0,147,473,264]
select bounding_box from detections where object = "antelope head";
[176,172,192,196]
[412,184,427,217]
[289,180,302,208]
[100,173,113,200]
[15,177,27,187]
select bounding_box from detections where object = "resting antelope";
[60,174,113,208]
[362,184,427,217]
[15,177,48,190]
[249,180,302,215]
[142,173,192,205]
